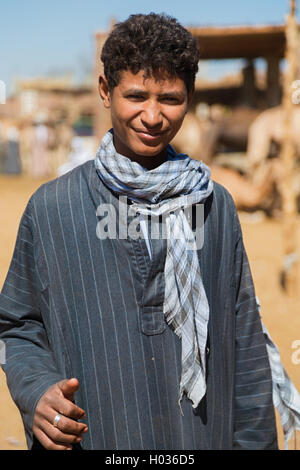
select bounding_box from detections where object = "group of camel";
[171,105,300,212]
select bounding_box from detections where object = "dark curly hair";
[101,13,200,94]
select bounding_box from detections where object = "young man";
[0,13,278,450]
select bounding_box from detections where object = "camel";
[245,105,300,212]
[171,110,275,210]
[171,111,219,164]
[246,105,300,179]
[210,161,275,210]
[171,106,259,165]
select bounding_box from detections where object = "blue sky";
[0,0,297,96]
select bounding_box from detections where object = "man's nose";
[140,101,163,128]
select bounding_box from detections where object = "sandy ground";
[0,174,299,450]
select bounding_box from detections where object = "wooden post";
[266,55,281,107]
[280,0,299,296]
[241,61,257,107]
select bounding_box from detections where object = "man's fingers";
[56,398,86,420]
[43,379,85,419]
[58,378,79,401]
[34,410,88,449]
[33,379,87,450]
[51,412,88,437]
[42,418,84,445]
[33,428,73,451]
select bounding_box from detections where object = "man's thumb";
[58,378,79,400]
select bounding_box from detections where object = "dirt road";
[0,174,299,450]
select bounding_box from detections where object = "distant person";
[29,122,51,177]
[57,136,93,176]
[0,13,280,450]
[2,126,22,174]
[0,122,4,172]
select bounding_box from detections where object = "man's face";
[99,69,190,167]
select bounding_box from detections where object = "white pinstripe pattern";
[126,249,157,446]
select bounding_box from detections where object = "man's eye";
[161,97,179,104]
[127,94,144,100]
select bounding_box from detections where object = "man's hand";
[33,378,88,450]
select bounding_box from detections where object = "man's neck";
[130,150,168,170]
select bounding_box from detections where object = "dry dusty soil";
[0,174,299,450]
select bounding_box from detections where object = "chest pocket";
[131,235,167,335]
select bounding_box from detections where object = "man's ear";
[98,75,111,108]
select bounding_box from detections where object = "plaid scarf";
[264,324,300,449]
[257,298,300,450]
[95,129,213,409]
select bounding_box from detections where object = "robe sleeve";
[0,198,65,449]
[232,215,278,450]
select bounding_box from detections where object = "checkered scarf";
[265,326,300,449]
[258,298,300,450]
[95,129,213,409]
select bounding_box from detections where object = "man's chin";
[134,141,168,157]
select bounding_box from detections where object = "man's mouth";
[134,129,166,141]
